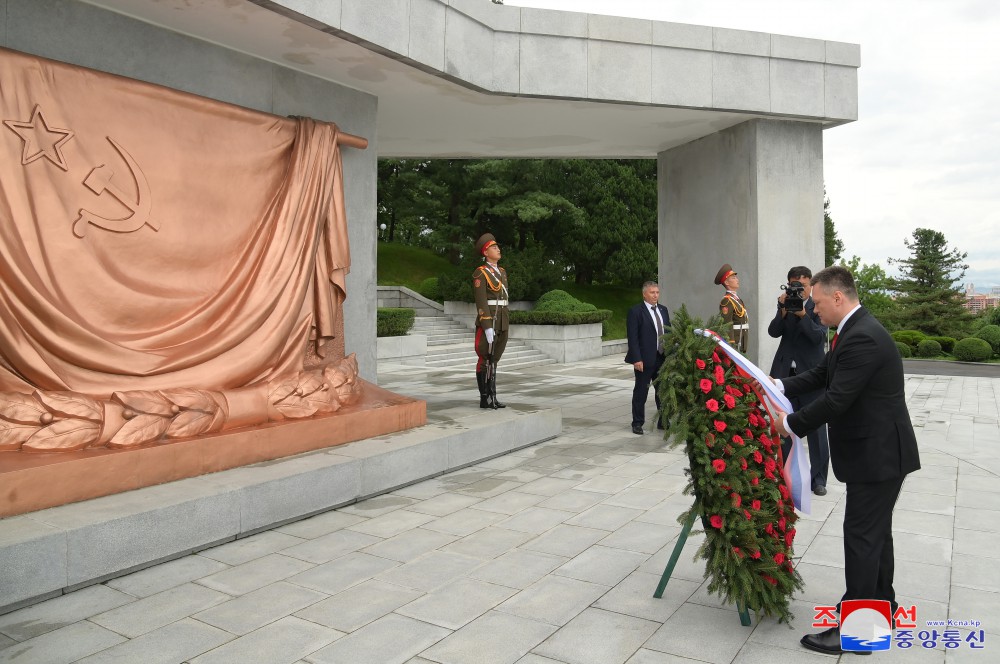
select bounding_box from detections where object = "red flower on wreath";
[774,553,785,564]
[779,484,790,501]
[785,529,796,546]
[714,365,725,384]
[748,412,760,427]
[743,383,751,394]
[761,574,778,586]
[740,458,748,470]
[751,550,761,559]
[699,379,713,393]
[753,450,763,464]
[713,420,727,432]
[731,492,742,507]
[712,352,721,363]
[751,477,759,486]
[723,394,736,409]
[778,517,787,532]
[751,499,761,511]
[764,457,777,472]
[696,358,707,370]
[732,434,744,446]
[706,399,719,412]
[710,515,723,529]
[733,547,744,558]
[744,509,753,520]
[712,459,726,473]
[765,523,774,534]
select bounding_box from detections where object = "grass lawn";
[376,242,455,291]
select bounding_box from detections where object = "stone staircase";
[411,316,555,370]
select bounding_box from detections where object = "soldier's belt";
[487,299,508,306]
[733,324,749,330]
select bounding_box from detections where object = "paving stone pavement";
[1,356,998,664]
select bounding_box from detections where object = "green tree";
[887,228,973,337]
[840,256,897,326]
[824,193,844,267]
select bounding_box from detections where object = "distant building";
[964,293,1000,313]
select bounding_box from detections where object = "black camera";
[781,280,806,313]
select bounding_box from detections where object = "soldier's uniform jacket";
[473,262,509,333]
[719,290,749,353]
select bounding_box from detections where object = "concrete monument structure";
[0,0,858,612]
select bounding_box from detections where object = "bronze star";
[4,104,75,171]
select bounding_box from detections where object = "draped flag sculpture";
[653,306,804,624]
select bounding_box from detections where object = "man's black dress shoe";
[813,485,827,496]
[801,627,869,656]
[632,425,644,435]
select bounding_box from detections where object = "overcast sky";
[509,0,1000,290]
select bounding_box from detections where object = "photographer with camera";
[768,266,830,495]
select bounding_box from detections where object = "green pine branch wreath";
[655,305,803,624]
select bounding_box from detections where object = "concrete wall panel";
[588,41,650,103]
[771,34,826,62]
[825,64,860,121]
[519,34,588,98]
[713,27,770,57]
[770,59,825,117]
[652,47,713,108]
[588,14,651,44]
[826,40,861,67]
[409,0,447,71]
[520,7,587,38]
[493,30,520,94]
[276,0,342,28]
[713,53,770,112]
[445,7,494,90]
[342,0,409,55]
[652,21,713,50]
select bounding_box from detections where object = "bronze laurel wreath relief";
[0,355,362,453]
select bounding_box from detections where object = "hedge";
[891,330,926,350]
[953,337,993,362]
[534,289,597,313]
[417,277,441,302]
[975,324,1000,355]
[509,309,612,325]
[916,339,942,358]
[377,307,415,337]
[927,336,956,354]
[895,342,912,358]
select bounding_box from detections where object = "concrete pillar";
[658,119,825,368]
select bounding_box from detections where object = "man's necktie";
[653,306,663,352]
[831,332,839,350]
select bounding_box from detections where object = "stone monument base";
[0,381,425,518]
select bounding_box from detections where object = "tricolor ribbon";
[694,329,812,515]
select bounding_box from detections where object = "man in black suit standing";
[772,266,920,656]
[768,266,830,495]
[625,281,671,434]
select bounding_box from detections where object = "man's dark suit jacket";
[625,302,671,367]
[767,298,826,378]
[783,307,920,483]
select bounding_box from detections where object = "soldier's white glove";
[485,328,495,344]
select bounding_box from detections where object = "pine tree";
[888,228,973,337]
[823,193,844,267]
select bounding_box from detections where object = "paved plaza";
[1,356,998,663]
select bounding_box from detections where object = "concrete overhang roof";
[84,0,860,159]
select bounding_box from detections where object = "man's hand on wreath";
[773,409,791,437]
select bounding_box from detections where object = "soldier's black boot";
[476,371,490,409]
[488,373,506,409]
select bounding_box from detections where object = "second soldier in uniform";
[473,233,509,409]
[715,263,749,353]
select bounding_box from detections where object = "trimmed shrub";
[927,336,956,354]
[509,309,612,325]
[895,342,912,358]
[534,290,597,313]
[916,340,942,358]
[891,330,926,350]
[377,308,415,337]
[417,277,440,302]
[975,324,1000,355]
[953,337,993,362]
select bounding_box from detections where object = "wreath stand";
[652,503,752,626]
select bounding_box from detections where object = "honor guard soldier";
[715,263,749,353]
[473,233,509,409]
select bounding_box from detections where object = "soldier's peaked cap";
[476,233,498,256]
[714,264,737,285]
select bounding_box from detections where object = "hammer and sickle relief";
[74,137,159,238]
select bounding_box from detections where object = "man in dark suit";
[772,266,920,656]
[768,266,830,495]
[625,281,671,434]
